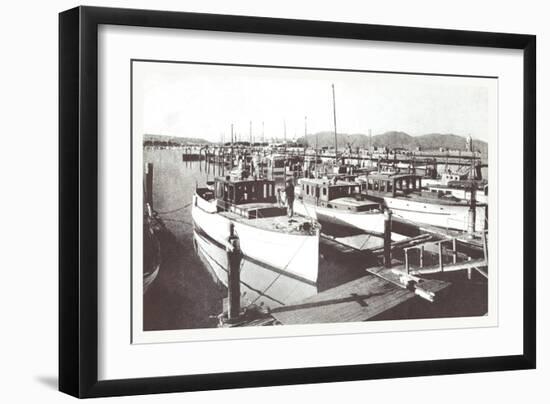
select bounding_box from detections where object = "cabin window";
[263,184,267,198]
[322,188,327,196]
[306,185,310,195]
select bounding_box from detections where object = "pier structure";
[212,212,487,327]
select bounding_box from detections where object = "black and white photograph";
[135,60,494,337]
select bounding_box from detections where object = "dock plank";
[271,275,418,324]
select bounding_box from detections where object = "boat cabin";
[363,173,423,197]
[213,176,284,219]
[215,176,276,207]
[265,154,286,179]
[298,178,379,212]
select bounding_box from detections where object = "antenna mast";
[332,84,338,156]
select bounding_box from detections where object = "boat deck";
[330,196,380,210]
[220,209,318,235]
[365,190,480,206]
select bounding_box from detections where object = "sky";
[133,60,495,143]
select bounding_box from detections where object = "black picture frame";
[59,5,536,398]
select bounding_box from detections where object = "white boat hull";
[381,197,487,232]
[193,229,317,308]
[294,199,386,234]
[192,195,320,284]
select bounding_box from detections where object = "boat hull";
[381,196,487,232]
[193,229,317,308]
[294,199,386,235]
[192,194,320,284]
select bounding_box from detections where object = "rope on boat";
[161,218,193,226]
[195,232,285,306]
[155,202,192,215]
[249,233,311,306]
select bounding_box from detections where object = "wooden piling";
[144,163,153,209]
[384,210,392,268]
[438,241,443,272]
[452,238,457,264]
[482,230,488,261]
[226,222,242,321]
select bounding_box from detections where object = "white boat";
[192,176,320,284]
[358,172,487,232]
[425,183,489,205]
[294,177,386,235]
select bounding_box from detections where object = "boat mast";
[332,83,338,157]
[283,120,287,153]
[304,115,307,144]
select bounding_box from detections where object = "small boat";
[264,154,286,179]
[143,209,161,294]
[192,175,321,285]
[425,180,488,204]
[294,177,386,235]
[357,172,487,232]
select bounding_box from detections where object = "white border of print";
[131,60,497,343]
[98,25,522,381]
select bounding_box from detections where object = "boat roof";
[215,176,273,185]
[367,173,422,181]
[330,197,379,208]
[299,178,359,187]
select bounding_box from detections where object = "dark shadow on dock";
[370,270,488,321]
[271,291,387,313]
[317,238,379,292]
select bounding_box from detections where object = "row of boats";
[191,164,488,292]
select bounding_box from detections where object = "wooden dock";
[269,271,449,325]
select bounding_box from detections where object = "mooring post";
[226,222,242,321]
[384,209,392,268]
[438,241,443,272]
[144,163,154,210]
[452,238,457,264]
[482,230,488,262]
[467,182,477,236]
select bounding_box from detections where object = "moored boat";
[192,175,321,284]
[294,177,386,235]
[143,208,161,294]
[358,172,487,232]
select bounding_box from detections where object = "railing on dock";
[401,229,488,278]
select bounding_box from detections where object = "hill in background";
[143,131,488,155]
[298,131,488,155]
[143,134,212,146]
